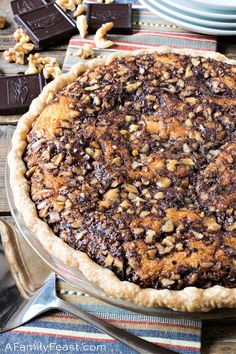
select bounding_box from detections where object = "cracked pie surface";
[9,48,236,311]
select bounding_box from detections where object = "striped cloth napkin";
[0,2,217,354]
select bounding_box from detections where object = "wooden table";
[0,1,236,353]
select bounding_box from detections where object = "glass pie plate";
[5,161,236,320]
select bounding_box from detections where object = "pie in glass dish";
[8,47,236,312]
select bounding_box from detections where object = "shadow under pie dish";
[8,47,236,312]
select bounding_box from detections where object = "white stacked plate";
[139,0,236,35]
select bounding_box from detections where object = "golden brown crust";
[8,47,236,312]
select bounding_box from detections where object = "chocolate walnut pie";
[9,48,236,311]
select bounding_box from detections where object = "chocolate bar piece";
[0,74,46,115]
[14,4,78,48]
[11,0,47,16]
[87,4,132,35]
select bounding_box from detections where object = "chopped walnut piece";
[112,156,122,166]
[154,192,164,200]
[124,184,138,194]
[182,158,195,166]
[43,65,62,79]
[175,243,183,251]
[26,53,62,79]
[27,53,43,64]
[16,42,34,54]
[191,58,200,66]
[129,124,139,132]
[201,261,214,269]
[94,22,113,49]
[74,43,94,59]
[157,178,171,188]
[167,159,178,172]
[73,4,86,17]
[227,223,236,231]
[56,0,76,11]
[133,228,144,235]
[162,236,175,246]
[145,229,156,243]
[177,79,185,88]
[186,97,198,106]
[42,57,59,66]
[0,16,6,29]
[3,48,18,63]
[100,188,119,208]
[185,66,193,78]
[161,278,175,287]
[4,42,34,65]
[76,15,88,38]
[162,219,174,233]
[13,28,30,43]
[113,258,123,270]
[127,82,142,93]
[104,254,114,266]
[183,144,191,153]
[131,161,142,170]
[26,166,36,178]
[76,230,87,240]
[147,249,157,259]
[4,29,34,65]
[188,273,198,284]
[192,230,204,240]
[204,217,221,231]
[25,53,44,74]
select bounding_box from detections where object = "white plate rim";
[139,0,236,35]
[155,0,236,28]
[190,0,236,9]
[162,0,236,19]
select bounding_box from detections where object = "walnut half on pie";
[8,47,236,312]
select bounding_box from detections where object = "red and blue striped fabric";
[0,279,202,353]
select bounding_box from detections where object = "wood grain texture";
[202,319,236,354]
[0,114,20,124]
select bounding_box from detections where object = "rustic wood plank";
[0,35,70,51]
[217,36,236,59]
[0,0,15,34]
[0,115,20,124]
[202,343,236,354]
[0,125,15,213]
[202,319,236,354]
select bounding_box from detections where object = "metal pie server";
[0,220,175,354]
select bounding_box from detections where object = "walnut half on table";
[0,16,6,29]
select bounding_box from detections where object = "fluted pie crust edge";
[8,47,236,312]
